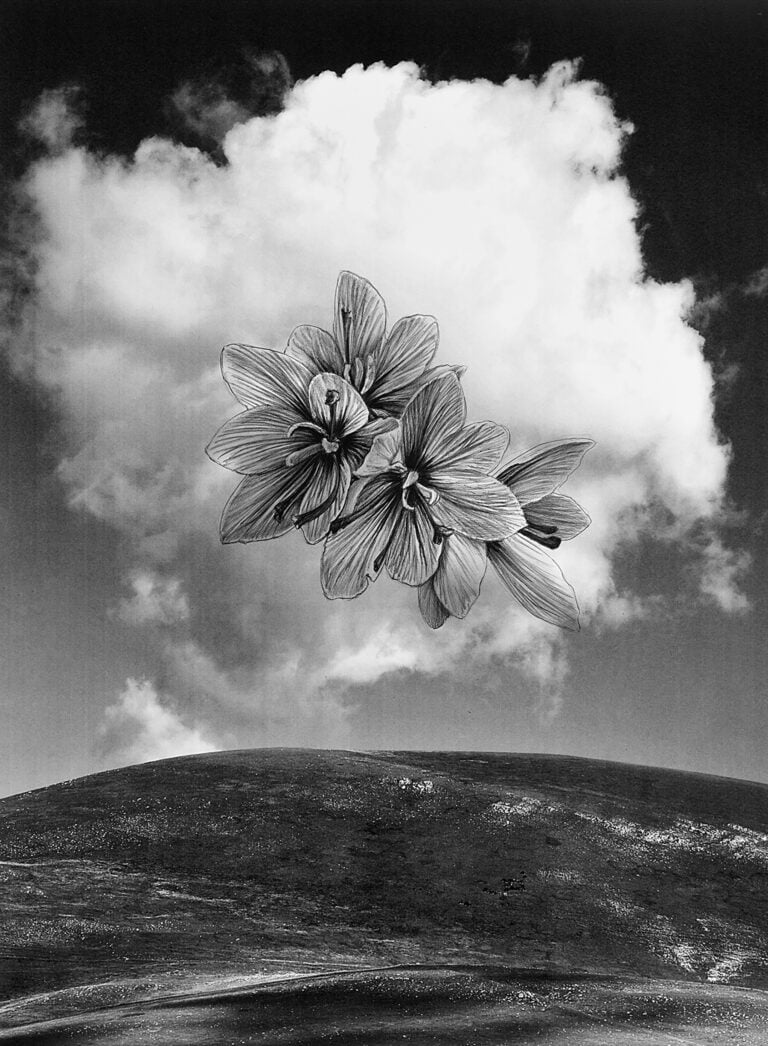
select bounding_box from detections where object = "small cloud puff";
[19,85,85,154]
[97,679,218,768]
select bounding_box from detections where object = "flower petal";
[206,405,310,475]
[368,314,438,412]
[344,418,399,473]
[430,474,527,540]
[296,456,352,545]
[333,271,386,363]
[524,493,591,541]
[430,420,510,475]
[497,439,595,505]
[385,499,441,586]
[286,324,345,375]
[414,363,467,388]
[418,581,450,629]
[488,534,580,630]
[432,534,487,619]
[401,369,466,471]
[354,425,403,477]
[321,476,401,599]
[220,460,315,543]
[222,344,313,414]
[308,372,369,436]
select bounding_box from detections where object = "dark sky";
[3,0,766,501]
[1,0,767,796]
[4,1,766,272]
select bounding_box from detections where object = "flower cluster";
[207,272,592,630]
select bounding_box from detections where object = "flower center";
[401,468,438,511]
[321,438,340,454]
[330,468,449,567]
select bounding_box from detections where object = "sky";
[1,0,767,797]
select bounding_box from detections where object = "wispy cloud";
[116,571,190,626]
[695,534,750,614]
[6,61,745,750]
[743,264,768,298]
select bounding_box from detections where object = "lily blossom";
[418,439,594,630]
[286,271,443,416]
[207,345,395,544]
[321,370,527,598]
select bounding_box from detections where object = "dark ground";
[3,967,768,1045]
[1,749,768,1041]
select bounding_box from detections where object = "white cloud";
[325,628,421,685]
[98,679,218,767]
[8,61,746,742]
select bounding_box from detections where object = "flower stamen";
[526,522,558,535]
[273,498,293,523]
[324,388,340,439]
[288,420,326,439]
[341,307,352,363]
[329,493,383,533]
[521,525,562,549]
[432,524,454,545]
[285,444,323,468]
[359,355,377,396]
[292,474,342,530]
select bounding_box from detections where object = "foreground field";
[3,967,768,1045]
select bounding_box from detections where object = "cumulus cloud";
[98,679,218,767]
[7,61,745,749]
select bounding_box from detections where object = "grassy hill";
[1,749,767,1032]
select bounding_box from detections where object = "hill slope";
[1,749,768,1030]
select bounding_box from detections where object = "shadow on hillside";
[2,966,768,1045]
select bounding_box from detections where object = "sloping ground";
[1,749,768,1031]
